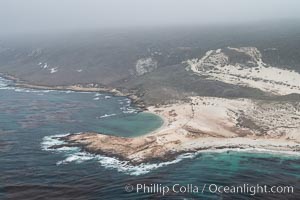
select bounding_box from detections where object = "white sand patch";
[135,57,158,76]
[43,96,300,174]
[42,63,48,69]
[53,97,300,168]
[39,62,59,74]
[186,47,300,95]
[50,67,58,74]
[149,96,300,142]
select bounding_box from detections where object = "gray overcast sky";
[1,0,300,35]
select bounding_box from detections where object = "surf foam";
[41,134,199,176]
[41,134,300,176]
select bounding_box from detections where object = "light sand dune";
[186,47,300,95]
[57,97,300,164]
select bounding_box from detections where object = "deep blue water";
[0,77,299,200]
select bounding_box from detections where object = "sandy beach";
[3,72,300,165]
[55,96,300,164]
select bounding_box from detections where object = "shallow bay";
[0,77,299,199]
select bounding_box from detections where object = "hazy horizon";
[1,0,300,36]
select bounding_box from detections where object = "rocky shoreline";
[0,72,147,110]
[48,96,300,165]
[52,133,182,165]
[50,132,300,165]
[2,73,300,165]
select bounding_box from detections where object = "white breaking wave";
[41,134,197,176]
[56,152,95,165]
[94,93,102,97]
[122,109,137,114]
[56,146,197,176]
[118,98,137,114]
[41,133,75,151]
[0,77,13,89]
[120,106,137,114]
[0,77,96,95]
[41,134,300,176]
[98,113,117,119]
[14,88,53,93]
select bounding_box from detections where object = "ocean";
[0,77,299,200]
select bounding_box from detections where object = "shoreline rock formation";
[50,97,300,165]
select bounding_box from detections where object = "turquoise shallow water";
[0,77,299,200]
